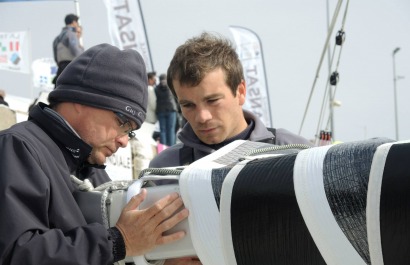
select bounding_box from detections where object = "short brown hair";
[167,32,244,98]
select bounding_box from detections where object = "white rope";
[70,175,95,191]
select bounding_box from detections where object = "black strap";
[265,127,276,145]
[179,127,276,165]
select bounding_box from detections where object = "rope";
[138,167,183,179]
[243,143,311,157]
[314,0,351,145]
[298,0,344,135]
[70,175,94,191]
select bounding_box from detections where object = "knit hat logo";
[125,106,136,116]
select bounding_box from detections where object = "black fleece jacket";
[0,103,125,264]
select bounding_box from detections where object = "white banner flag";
[0,31,30,74]
[103,0,153,71]
[105,143,133,181]
[229,26,272,127]
[31,58,57,90]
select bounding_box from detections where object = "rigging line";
[326,0,333,135]
[328,0,350,104]
[331,0,350,99]
[330,41,345,104]
[339,0,350,32]
[298,0,344,136]
[314,43,338,145]
[319,0,350,138]
[326,0,335,138]
[320,46,345,134]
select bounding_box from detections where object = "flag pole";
[137,0,154,71]
[74,0,80,16]
[73,0,83,46]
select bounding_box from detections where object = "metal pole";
[298,0,344,135]
[73,0,83,46]
[392,47,400,140]
[74,0,80,18]
[137,0,154,71]
[326,0,335,139]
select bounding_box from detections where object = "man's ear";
[237,80,246,105]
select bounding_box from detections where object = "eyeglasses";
[114,112,136,139]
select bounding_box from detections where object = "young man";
[149,32,312,168]
[0,44,198,265]
[52,14,84,86]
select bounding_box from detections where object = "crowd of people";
[0,13,312,264]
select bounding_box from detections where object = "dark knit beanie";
[49,43,148,128]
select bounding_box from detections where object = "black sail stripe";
[211,167,233,210]
[322,138,392,264]
[367,141,394,265]
[229,154,326,265]
[380,142,410,265]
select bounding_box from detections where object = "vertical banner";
[105,143,133,181]
[103,0,153,71]
[229,26,272,127]
[0,31,30,74]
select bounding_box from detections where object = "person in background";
[0,43,200,265]
[0,89,9,106]
[146,71,157,124]
[52,13,84,86]
[155,73,178,146]
[150,32,312,168]
[0,89,17,130]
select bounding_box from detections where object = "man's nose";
[116,134,129,148]
[195,107,212,123]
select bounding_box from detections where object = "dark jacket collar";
[29,103,93,173]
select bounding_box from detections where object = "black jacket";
[0,96,9,106]
[155,83,178,113]
[0,103,120,264]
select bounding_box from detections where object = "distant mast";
[229,26,272,127]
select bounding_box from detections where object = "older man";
[0,44,199,265]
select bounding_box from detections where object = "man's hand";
[115,188,189,257]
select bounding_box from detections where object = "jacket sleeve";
[0,134,116,265]
[67,30,84,57]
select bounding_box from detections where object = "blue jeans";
[157,111,177,146]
